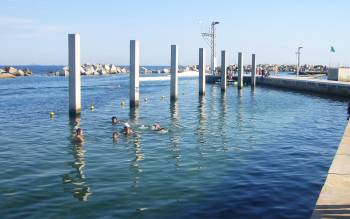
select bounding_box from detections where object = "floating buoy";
[160,96,165,100]
[233,81,238,85]
[89,104,95,111]
[121,100,125,106]
[144,97,148,102]
[50,112,55,117]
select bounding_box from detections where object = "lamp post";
[296,46,303,77]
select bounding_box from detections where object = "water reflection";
[236,89,244,130]
[220,92,229,152]
[169,101,181,168]
[128,107,144,188]
[197,96,207,144]
[63,116,91,202]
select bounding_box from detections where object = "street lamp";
[296,46,303,77]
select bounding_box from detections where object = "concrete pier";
[238,52,243,89]
[257,76,350,97]
[221,50,227,91]
[130,40,140,108]
[311,120,350,218]
[68,34,81,116]
[199,48,206,96]
[251,54,256,88]
[170,45,178,101]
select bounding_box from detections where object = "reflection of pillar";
[129,106,139,121]
[169,101,181,168]
[130,40,140,108]
[170,45,178,102]
[63,116,91,202]
[197,95,207,146]
[221,50,227,92]
[199,48,206,96]
[238,52,243,89]
[68,34,81,116]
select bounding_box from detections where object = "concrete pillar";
[238,52,243,89]
[221,50,227,91]
[68,34,81,116]
[199,48,206,96]
[130,40,140,108]
[251,54,256,88]
[170,45,178,101]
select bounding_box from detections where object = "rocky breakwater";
[48,64,129,76]
[0,66,32,78]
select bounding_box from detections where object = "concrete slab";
[328,155,350,175]
[311,174,350,218]
[336,136,350,155]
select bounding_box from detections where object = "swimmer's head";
[112,132,119,139]
[76,128,83,135]
[112,116,118,124]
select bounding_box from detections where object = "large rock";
[4,66,18,74]
[110,64,117,74]
[23,68,32,76]
[0,73,16,78]
[59,70,69,76]
[15,69,25,76]
[84,66,95,75]
[102,64,110,73]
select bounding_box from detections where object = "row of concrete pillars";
[68,34,257,116]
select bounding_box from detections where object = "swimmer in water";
[112,116,118,124]
[112,132,119,141]
[122,123,133,135]
[151,123,167,132]
[74,128,84,144]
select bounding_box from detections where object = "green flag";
[331,46,336,53]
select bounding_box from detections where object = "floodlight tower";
[201,21,220,75]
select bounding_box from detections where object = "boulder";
[162,68,170,74]
[102,64,110,73]
[121,67,127,73]
[110,64,117,74]
[59,70,69,76]
[5,66,18,74]
[15,69,25,76]
[0,73,16,78]
[84,66,95,75]
[23,68,32,76]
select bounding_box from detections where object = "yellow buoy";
[120,101,125,106]
[50,112,55,117]
[89,105,95,111]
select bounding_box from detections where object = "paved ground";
[311,121,350,218]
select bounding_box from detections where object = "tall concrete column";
[170,45,178,101]
[238,52,243,89]
[199,48,206,96]
[221,50,227,91]
[130,40,140,108]
[68,33,81,116]
[251,54,256,88]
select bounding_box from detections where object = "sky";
[0,0,349,66]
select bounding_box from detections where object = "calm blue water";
[0,66,348,219]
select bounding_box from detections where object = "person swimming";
[151,123,168,133]
[112,132,119,141]
[122,123,133,135]
[112,116,118,124]
[74,128,84,144]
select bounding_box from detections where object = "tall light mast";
[201,21,220,75]
[296,46,303,77]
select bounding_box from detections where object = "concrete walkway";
[311,121,350,218]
